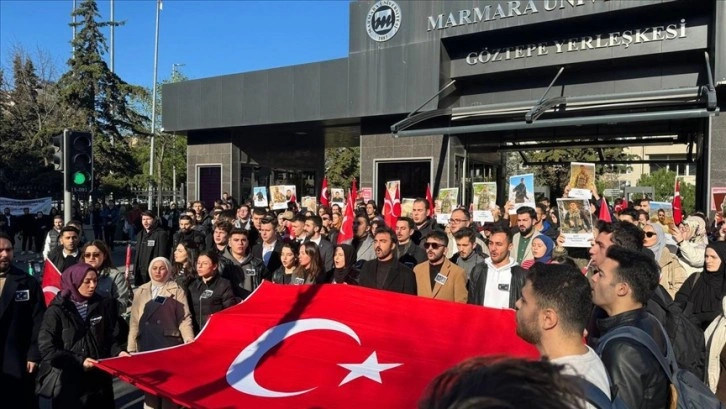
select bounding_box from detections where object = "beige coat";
[128,281,195,353]
[413,258,468,303]
[658,250,687,300]
[705,297,726,392]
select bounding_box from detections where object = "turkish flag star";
[337,352,402,386]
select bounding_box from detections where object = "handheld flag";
[598,197,612,223]
[95,283,538,409]
[673,179,683,225]
[382,182,401,228]
[321,177,330,207]
[41,260,62,306]
[337,194,355,244]
[425,183,435,217]
[351,178,358,205]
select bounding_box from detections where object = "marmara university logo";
[366,0,402,42]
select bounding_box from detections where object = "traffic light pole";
[63,129,72,224]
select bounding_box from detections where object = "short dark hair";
[374,227,396,244]
[197,250,220,266]
[419,357,586,409]
[619,207,638,221]
[141,210,155,219]
[526,263,592,336]
[488,224,513,244]
[638,198,650,206]
[53,214,63,221]
[516,206,537,220]
[252,208,267,216]
[179,214,193,223]
[306,215,323,229]
[260,215,277,226]
[453,227,477,244]
[292,215,306,224]
[536,203,548,215]
[424,230,449,247]
[60,226,80,236]
[605,245,660,305]
[229,228,249,239]
[451,208,470,220]
[414,197,430,210]
[637,209,649,220]
[214,221,233,233]
[597,221,644,250]
[396,216,414,229]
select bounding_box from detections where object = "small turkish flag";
[598,197,612,223]
[351,178,358,205]
[337,195,355,245]
[383,181,401,228]
[425,183,435,217]
[320,177,330,207]
[673,179,683,225]
[41,260,62,306]
[95,283,538,409]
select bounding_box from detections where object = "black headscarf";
[333,244,358,284]
[690,241,726,327]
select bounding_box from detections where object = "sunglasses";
[644,232,656,238]
[84,252,101,258]
[424,242,443,250]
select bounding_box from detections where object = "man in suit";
[133,211,171,286]
[303,215,334,273]
[252,216,283,273]
[0,233,45,407]
[413,230,467,303]
[511,206,540,264]
[359,227,417,295]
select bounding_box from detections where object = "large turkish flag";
[96,282,538,409]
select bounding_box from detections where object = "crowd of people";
[3,185,726,408]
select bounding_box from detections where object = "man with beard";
[358,227,416,295]
[303,215,334,273]
[511,206,540,264]
[172,215,207,253]
[445,209,487,259]
[42,214,63,259]
[413,230,467,303]
[515,263,611,407]
[411,198,439,245]
[0,233,45,407]
[133,211,171,285]
[468,225,526,309]
[47,226,81,273]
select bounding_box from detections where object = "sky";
[0,0,351,88]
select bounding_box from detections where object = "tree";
[637,168,695,215]
[57,0,149,195]
[325,147,360,189]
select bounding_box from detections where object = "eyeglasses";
[84,252,101,258]
[449,219,469,224]
[644,232,656,238]
[424,242,443,250]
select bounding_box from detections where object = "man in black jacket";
[0,233,45,407]
[358,227,416,295]
[411,198,439,246]
[251,216,283,274]
[47,226,81,273]
[222,228,269,300]
[133,211,171,286]
[467,225,526,309]
[589,246,669,409]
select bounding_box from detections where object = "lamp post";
[148,0,162,213]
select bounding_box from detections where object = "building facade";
[163,0,726,211]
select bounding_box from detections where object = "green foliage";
[325,147,360,188]
[637,168,695,215]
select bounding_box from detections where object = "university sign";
[366,0,402,42]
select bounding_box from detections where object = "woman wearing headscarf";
[672,215,709,277]
[644,223,686,299]
[332,244,359,284]
[128,256,194,409]
[520,235,555,270]
[675,242,726,330]
[705,295,726,402]
[37,263,129,408]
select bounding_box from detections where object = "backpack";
[597,323,724,409]
[567,375,629,409]
[646,285,705,379]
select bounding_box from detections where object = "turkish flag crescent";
[95,283,538,409]
[320,177,329,207]
[337,195,355,245]
[673,179,683,225]
[425,183,435,217]
[383,181,401,228]
[41,260,62,306]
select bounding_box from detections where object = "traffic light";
[52,132,66,171]
[67,131,93,193]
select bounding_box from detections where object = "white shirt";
[262,240,276,260]
[482,257,516,309]
[551,345,611,409]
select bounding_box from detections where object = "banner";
[557,198,593,248]
[0,196,53,215]
[253,187,269,208]
[568,162,595,199]
[96,283,538,409]
[508,174,535,212]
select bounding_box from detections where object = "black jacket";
[397,241,427,269]
[221,249,270,300]
[358,259,417,295]
[186,274,237,334]
[38,294,127,408]
[251,240,284,275]
[47,246,80,273]
[172,229,207,254]
[0,266,45,381]
[467,261,526,309]
[593,308,670,409]
[412,218,441,246]
[133,225,171,286]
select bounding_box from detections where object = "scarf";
[333,244,356,284]
[533,235,554,264]
[691,242,726,326]
[647,223,667,262]
[61,263,95,303]
[683,216,708,246]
